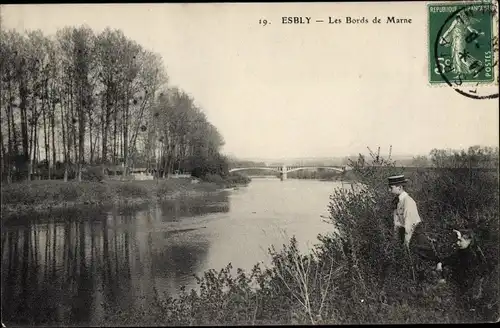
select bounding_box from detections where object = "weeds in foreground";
[6,146,497,325]
[104,145,495,326]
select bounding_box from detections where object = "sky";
[2,3,499,160]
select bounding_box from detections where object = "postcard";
[1,2,498,326]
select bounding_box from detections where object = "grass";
[0,173,249,221]
[98,146,499,326]
[2,147,498,325]
[202,172,252,188]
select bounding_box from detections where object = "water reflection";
[2,181,339,327]
[158,194,230,222]
[1,191,230,326]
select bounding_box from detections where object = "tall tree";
[1,25,228,182]
[71,26,95,180]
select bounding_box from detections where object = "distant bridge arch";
[285,166,345,174]
[228,165,346,180]
[228,167,281,173]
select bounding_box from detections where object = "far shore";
[1,178,247,222]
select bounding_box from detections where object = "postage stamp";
[428,0,498,95]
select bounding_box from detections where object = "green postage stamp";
[428,1,498,85]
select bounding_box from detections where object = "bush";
[98,146,498,325]
[319,146,500,323]
[1,180,59,205]
[225,172,251,185]
[1,180,112,206]
[112,181,150,199]
[198,172,251,188]
[202,173,225,185]
[5,146,496,325]
[82,166,105,182]
[156,179,191,197]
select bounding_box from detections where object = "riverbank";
[99,148,498,326]
[0,177,248,221]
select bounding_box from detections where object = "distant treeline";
[286,170,341,181]
[342,145,499,185]
[1,26,229,182]
[228,146,499,181]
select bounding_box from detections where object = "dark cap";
[388,175,409,186]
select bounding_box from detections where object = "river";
[1,178,348,326]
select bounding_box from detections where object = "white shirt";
[394,191,422,244]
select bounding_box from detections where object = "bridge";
[228,165,347,180]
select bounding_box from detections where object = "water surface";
[1,178,346,326]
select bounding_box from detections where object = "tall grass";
[202,172,251,187]
[1,180,113,206]
[1,175,245,220]
[102,146,498,325]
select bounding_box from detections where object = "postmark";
[428,0,499,99]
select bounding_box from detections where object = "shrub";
[225,172,251,186]
[57,182,81,202]
[319,146,499,323]
[156,179,191,197]
[201,173,225,185]
[6,146,496,325]
[112,182,150,199]
[82,166,106,182]
[198,172,251,188]
[99,146,496,326]
[1,180,112,208]
[1,181,56,205]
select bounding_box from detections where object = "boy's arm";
[437,236,459,265]
[440,249,458,267]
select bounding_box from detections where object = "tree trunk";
[0,129,6,182]
[93,127,100,164]
[123,90,129,167]
[29,98,38,182]
[112,96,118,165]
[102,116,109,165]
[61,89,69,182]
[78,82,85,182]
[51,95,57,178]
[6,81,14,183]
[70,91,78,174]
[101,88,111,165]
[31,116,38,181]
[89,108,93,164]
[19,77,29,179]
[42,83,50,179]
[125,88,150,177]
[122,89,130,179]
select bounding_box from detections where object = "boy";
[388,175,422,248]
[388,175,439,281]
[438,230,489,291]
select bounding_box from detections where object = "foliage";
[0,178,230,219]
[200,173,226,185]
[111,181,150,199]
[189,153,229,179]
[323,145,499,323]
[97,145,499,326]
[4,146,496,325]
[81,166,106,182]
[224,172,252,186]
[1,26,226,183]
[0,180,112,206]
[198,172,251,188]
[287,169,342,181]
[156,179,191,196]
